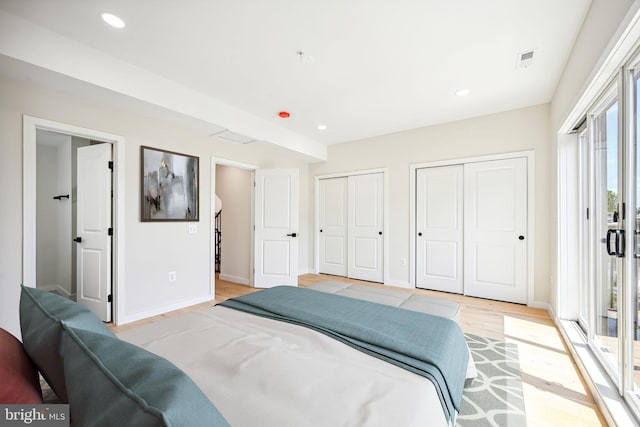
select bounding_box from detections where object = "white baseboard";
[56,285,75,299]
[38,284,57,291]
[116,294,214,326]
[529,301,551,313]
[219,274,249,286]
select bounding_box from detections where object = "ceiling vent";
[210,130,255,144]
[516,50,535,69]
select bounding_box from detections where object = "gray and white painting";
[142,147,198,221]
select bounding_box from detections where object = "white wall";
[0,74,311,338]
[35,144,59,290]
[34,133,72,295]
[56,137,72,296]
[310,104,551,303]
[215,164,252,285]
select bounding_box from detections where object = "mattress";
[308,281,476,379]
[118,306,460,427]
[307,280,462,324]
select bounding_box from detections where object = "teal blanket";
[218,286,468,423]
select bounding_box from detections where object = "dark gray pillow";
[19,285,116,402]
[62,325,230,427]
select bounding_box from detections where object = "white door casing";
[463,157,528,304]
[76,144,112,321]
[416,165,464,293]
[254,169,299,288]
[348,173,384,282]
[319,177,348,276]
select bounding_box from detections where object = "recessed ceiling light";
[455,89,470,97]
[317,125,327,131]
[101,13,125,29]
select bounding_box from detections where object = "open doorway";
[34,130,101,301]
[211,158,256,288]
[23,116,125,324]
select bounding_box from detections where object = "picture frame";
[141,145,199,221]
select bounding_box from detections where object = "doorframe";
[210,157,257,289]
[409,150,536,305]
[313,168,390,284]
[23,115,126,324]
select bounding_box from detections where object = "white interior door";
[464,157,527,304]
[76,144,112,321]
[348,173,384,282]
[416,165,463,293]
[254,169,299,288]
[319,177,348,276]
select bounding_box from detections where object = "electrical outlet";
[168,271,177,282]
[401,258,407,266]
[188,224,197,234]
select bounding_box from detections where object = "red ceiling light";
[278,111,290,118]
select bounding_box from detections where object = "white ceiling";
[0,0,590,156]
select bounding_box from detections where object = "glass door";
[591,93,621,381]
[578,127,590,333]
[630,65,640,402]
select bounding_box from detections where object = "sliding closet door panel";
[348,173,384,282]
[464,158,527,304]
[416,165,463,293]
[319,177,348,276]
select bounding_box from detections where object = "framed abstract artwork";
[141,146,199,221]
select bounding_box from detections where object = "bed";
[15,283,476,427]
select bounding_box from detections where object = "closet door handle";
[73,237,82,243]
[287,233,297,238]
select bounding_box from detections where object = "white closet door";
[464,158,527,304]
[319,177,348,276]
[416,165,463,293]
[348,173,384,282]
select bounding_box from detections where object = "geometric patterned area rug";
[456,334,527,427]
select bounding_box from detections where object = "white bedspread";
[118,306,459,427]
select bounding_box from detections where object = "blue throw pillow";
[19,285,116,403]
[62,324,230,427]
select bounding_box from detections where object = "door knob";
[287,233,297,238]
[518,235,525,240]
[378,231,382,235]
[73,237,82,243]
[418,232,422,237]
[320,229,323,233]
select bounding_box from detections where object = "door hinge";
[108,227,113,236]
[108,161,114,170]
[586,207,589,220]
[107,294,113,303]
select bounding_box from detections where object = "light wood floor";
[111,274,608,426]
